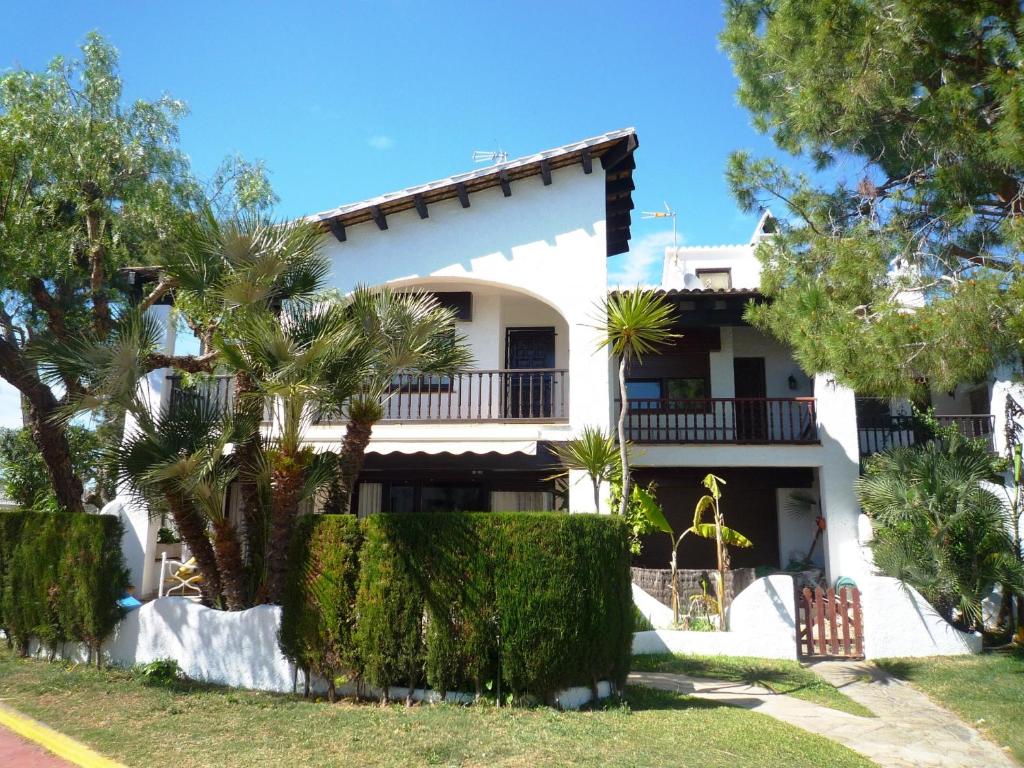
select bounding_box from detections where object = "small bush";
[136,658,183,686]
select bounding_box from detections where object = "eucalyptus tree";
[322,286,473,514]
[597,290,678,515]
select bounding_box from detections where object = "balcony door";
[734,357,768,441]
[505,327,555,418]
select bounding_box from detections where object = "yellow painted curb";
[0,701,126,768]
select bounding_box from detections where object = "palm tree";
[215,302,359,604]
[549,426,621,511]
[323,286,473,513]
[857,432,1024,632]
[165,209,330,598]
[597,289,678,515]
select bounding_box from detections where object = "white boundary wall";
[633,575,799,659]
[30,598,612,710]
[632,574,982,659]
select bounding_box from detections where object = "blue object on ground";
[117,595,142,611]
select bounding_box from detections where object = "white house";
[121,127,1022,628]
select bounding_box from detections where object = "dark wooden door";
[733,357,768,441]
[505,328,555,418]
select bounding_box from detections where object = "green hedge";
[279,514,362,699]
[0,511,128,658]
[284,512,633,703]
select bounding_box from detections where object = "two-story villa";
[125,127,1021,602]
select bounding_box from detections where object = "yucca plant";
[857,432,1024,632]
[549,426,621,511]
[596,289,678,515]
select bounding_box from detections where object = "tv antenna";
[472,147,508,165]
[641,202,678,250]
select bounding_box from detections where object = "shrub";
[337,512,633,703]
[353,514,426,701]
[0,511,128,658]
[279,514,362,700]
[136,658,183,686]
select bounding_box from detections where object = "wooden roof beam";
[456,182,470,208]
[581,148,593,174]
[327,219,346,242]
[371,205,388,230]
[499,170,511,197]
[414,194,429,219]
[540,158,552,185]
[600,134,639,170]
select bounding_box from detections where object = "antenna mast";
[472,147,508,165]
[641,202,678,250]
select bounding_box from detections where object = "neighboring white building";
[125,127,1022,600]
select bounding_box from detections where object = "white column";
[709,327,735,398]
[813,373,870,583]
[990,361,1024,459]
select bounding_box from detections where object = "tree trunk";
[617,355,630,516]
[165,491,222,607]
[0,339,85,513]
[266,456,304,604]
[337,418,375,514]
[234,371,268,602]
[211,519,249,610]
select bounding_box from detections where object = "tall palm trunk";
[211,519,248,611]
[616,354,630,516]
[166,490,222,607]
[266,455,304,604]
[234,372,268,602]
[338,417,374,514]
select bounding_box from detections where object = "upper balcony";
[621,396,817,444]
[167,368,570,424]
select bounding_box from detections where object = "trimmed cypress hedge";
[0,511,128,659]
[279,514,363,700]
[284,512,634,703]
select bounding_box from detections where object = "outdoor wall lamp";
[788,374,799,391]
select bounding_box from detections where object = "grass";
[630,653,875,718]
[0,648,874,768]
[876,648,1024,762]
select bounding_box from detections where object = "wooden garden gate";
[796,585,864,660]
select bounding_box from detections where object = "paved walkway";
[629,660,1016,768]
[0,724,77,767]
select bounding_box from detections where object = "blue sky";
[0,1,783,426]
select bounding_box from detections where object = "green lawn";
[876,648,1024,762]
[0,649,873,768]
[630,653,875,717]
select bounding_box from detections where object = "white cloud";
[607,229,682,288]
[367,135,395,151]
[0,381,23,429]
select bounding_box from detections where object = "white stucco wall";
[318,165,611,444]
[633,575,798,659]
[813,374,870,583]
[859,576,982,658]
[776,487,825,570]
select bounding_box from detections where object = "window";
[625,379,662,408]
[666,378,707,401]
[696,268,732,290]
[427,291,472,321]
[387,484,416,514]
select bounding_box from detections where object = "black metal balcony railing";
[621,397,818,444]
[167,369,569,424]
[857,413,996,457]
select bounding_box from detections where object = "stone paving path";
[0,724,77,767]
[629,660,1017,768]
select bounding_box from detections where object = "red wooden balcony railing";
[621,397,818,444]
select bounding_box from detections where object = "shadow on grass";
[623,685,730,712]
